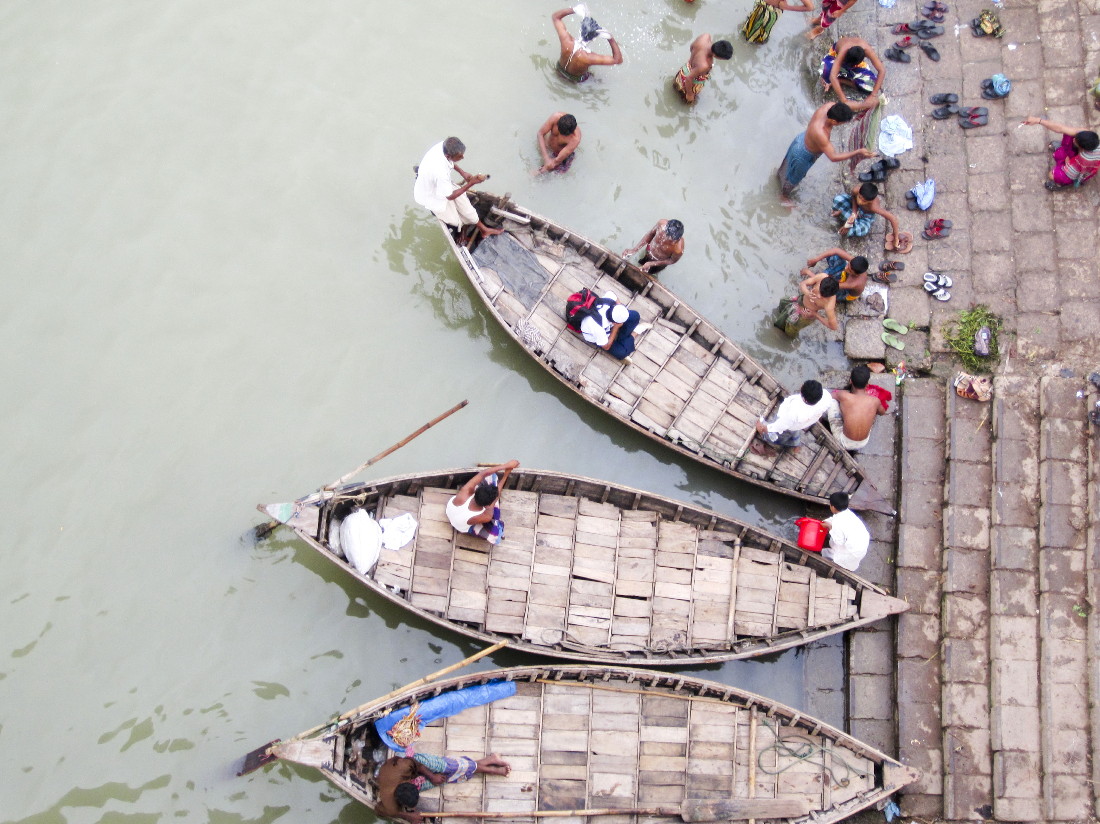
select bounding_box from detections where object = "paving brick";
[993,795,1044,822]
[993,658,1040,707]
[991,702,1042,752]
[993,749,1043,801]
[990,569,1039,617]
[897,521,941,571]
[1044,634,1091,679]
[1039,415,1089,463]
[1044,725,1091,773]
[849,629,893,676]
[943,771,993,821]
[898,656,942,705]
[1045,681,1090,728]
[900,437,946,484]
[991,614,1040,662]
[843,316,888,360]
[899,791,943,819]
[1060,298,1100,344]
[899,480,944,529]
[943,507,992,554]
[1040,546,1088,594]
[943,637,990,685]
[896,567,941,614]
[944,725,992,776]
[1041,457,1090,510]
[897,611,942,660]
[899,692,941,746]
[1042,376,1090,419]
[948,416,992,465]
[992,482,1040,528]
[944,549,991,601]
[1041,591,1090,642]
[943,592,989,640]
[943,681,991,728]
[849,673,894,720]
[1047,772,1094,820]
[1040,502,1088,550]
[1057,257,1100,302]
[991,524,1039,571]
[1055,218,1100,259]
[850,718,896,754]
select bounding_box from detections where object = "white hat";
[610,305,629,324]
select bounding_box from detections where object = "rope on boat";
[755,719,858,788]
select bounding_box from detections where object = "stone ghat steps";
[896,375,1098,823]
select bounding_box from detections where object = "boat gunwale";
[439,193,867,506]
[270,466,899,666]
[289,664,916,824]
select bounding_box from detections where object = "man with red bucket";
[797,491,870,571]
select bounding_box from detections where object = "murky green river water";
[0,2,852,821]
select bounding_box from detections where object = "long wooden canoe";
[438,192,888,511]
[242,665,918,823]
[260,468,906,666]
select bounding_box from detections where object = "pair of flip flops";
[905,191,924,210]
[922,218,952,239]
[959,106,988,128]
[858,157,900,182]
[885,231,914,254]
[923,271,952,301]
[873,260,903,284]
[881,318,909,350]
[981,74,1012,99]
[891,19,945,38]
[922,1,948,22]
[931,93,959,117]
[971,8,1005,37]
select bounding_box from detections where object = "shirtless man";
[535,113,582,174]
[821,36,885,113]
[552,7,623,82]
[777,102,874,205]
[622,219,684,275]
[774,272,839,337]
[826,364,888,451]
[805,247,869,301]
[673,34,733,104]
[377,753,512,824]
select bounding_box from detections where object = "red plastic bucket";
[795,517,826,552]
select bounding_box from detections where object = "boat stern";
[858,590,910,622]
[257,500,321,534]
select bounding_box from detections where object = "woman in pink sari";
[1022,115,1100,190]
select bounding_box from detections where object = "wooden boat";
[260,468,906,666]
[437,192,888,511]
[241,664,918,823]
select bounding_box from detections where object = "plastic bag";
[954,371,993,402]
[375,681,518,751]
[340,509,382,574]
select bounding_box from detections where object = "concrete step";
[941,383,994,821]
[1087,377,1100,816]
[989,374,1043,822]
[1036,376,1094,822]
[895,378,946,820]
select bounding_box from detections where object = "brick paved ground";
[819,0,1100,821]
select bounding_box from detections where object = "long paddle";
[252,399,468,540]
[425,798,810,822]
[237,640,506,775]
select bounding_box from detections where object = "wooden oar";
[425,798,810,822]
[237,640,506,775]
[324,399,469,490]
[252,399,468,540]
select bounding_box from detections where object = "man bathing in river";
[673,34,733,104]
[826,364,888,452]
[535,113,582,175]
[778,102,874,205]
[413,137,503,239]
[377,753,512,824]
[552,7,623,82]
[622,219,685,275]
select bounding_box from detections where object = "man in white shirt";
[821,491,869,571]
[413,137,502,239]
[752,379,832,456]
[578,292,642,360]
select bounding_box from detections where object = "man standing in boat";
[821,491,870,571]
[552,6,623,82]
[413,137,503,239]
[377,752,512,824]
[535,112,582,174]
[752,379,832,456]
[445,461,519,546]
[622,219,685,275]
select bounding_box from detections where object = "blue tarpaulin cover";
[374,680,517,751]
